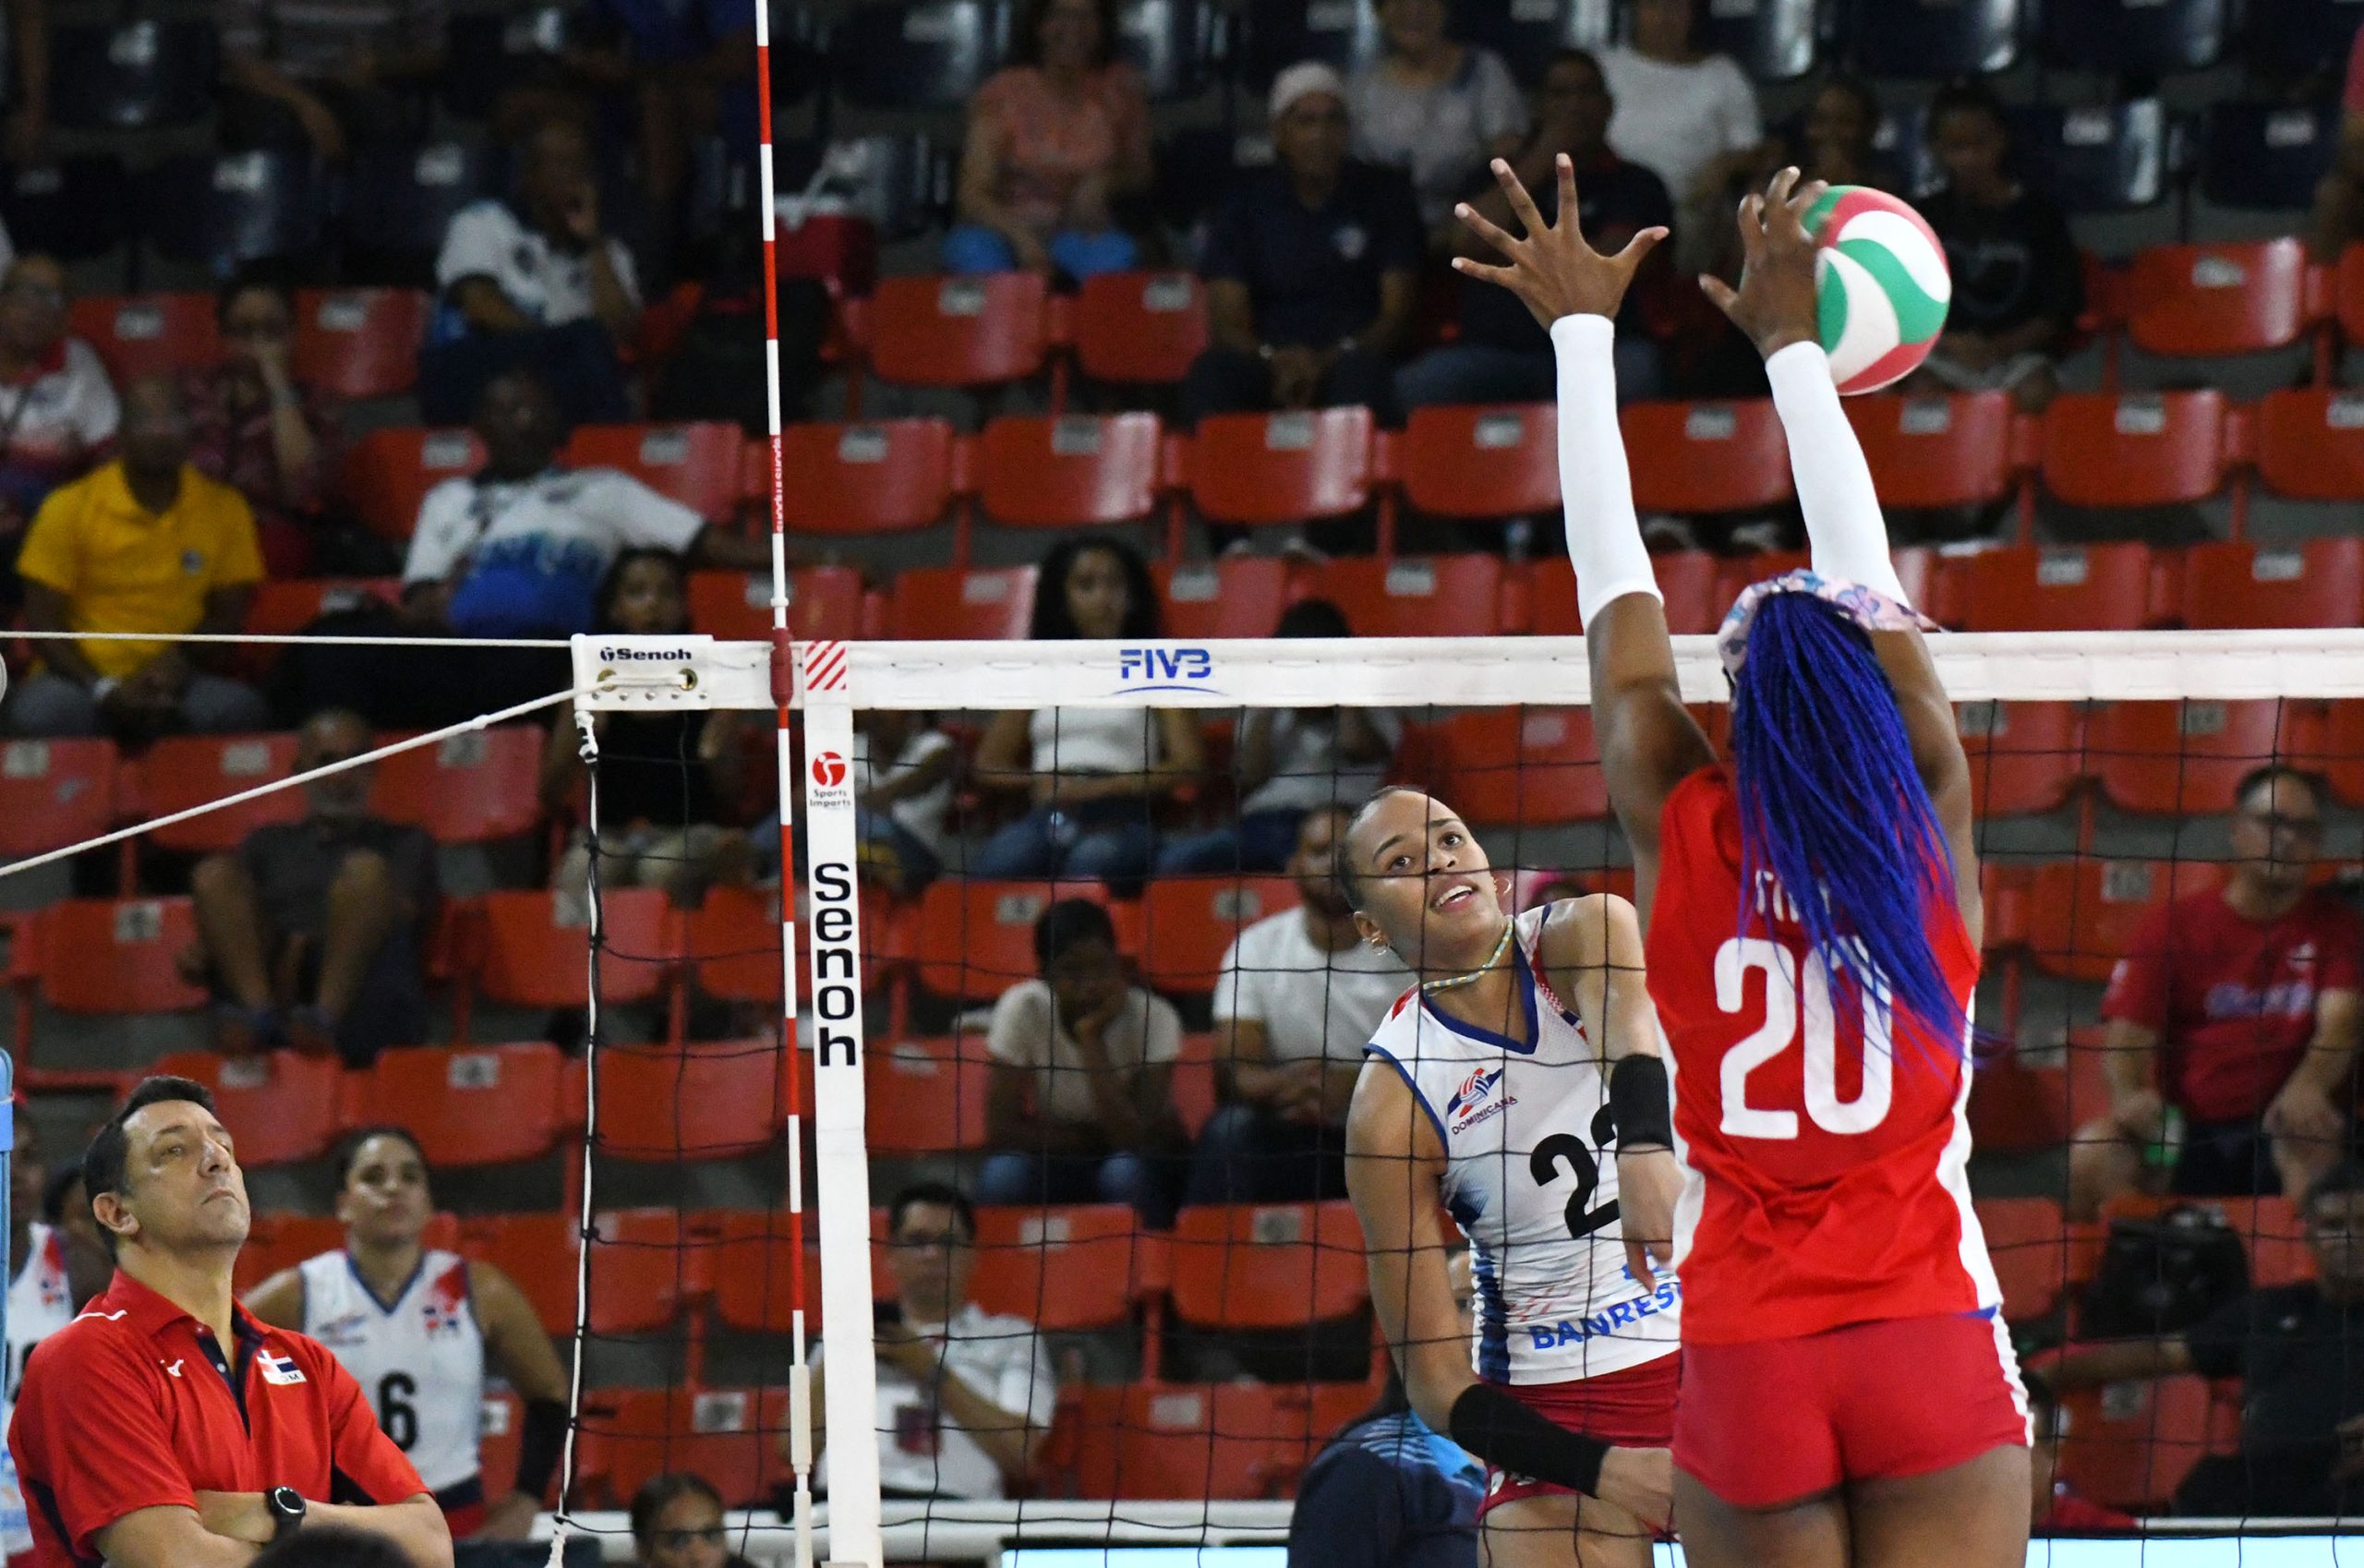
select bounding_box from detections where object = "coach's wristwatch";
[266,1487,307,1541]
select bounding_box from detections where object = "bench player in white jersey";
[247,1127,569,1543]
[1341,786,1683,1568]
[0,1117,73,1568]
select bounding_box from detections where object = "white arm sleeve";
[1764,339,1910,604]
[1550,314,1659,627]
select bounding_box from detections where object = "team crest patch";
[422,1264,470,1336]
[258,1350,308,1386]
[1446,1066,1517,1133]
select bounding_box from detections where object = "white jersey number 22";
[1714,936,1893,1140]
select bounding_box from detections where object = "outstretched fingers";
[1454,199,1524,260]
[1493,156,1551,239]
[1610,224,1670,273]
[1449,254,1519,288]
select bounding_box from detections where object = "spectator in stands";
[854,708,957,895]
[561,0,754,276]
[39,1163,108,1309]
[0,255,116,559]
[1288,1250,1481,1568]
[1597,0,1764,246]
[1345,0,1526,242]
[2313,23,2364,259]
[184,707,436,1065]
[541,549,751,921]
[421,116,640,428]
[630,1473,755,1568]
[1398,47,1673,410]
[7,375,268,742]
[945,0,1151,280]
[2022,1374,2135,1535]
[217,0,442,156]
[1912,80,2081,414]
[1184,804,1410,1205]
[971,537,1203,887]
[1159,598,1401,874]
[183,271,345,580]
[979,899,1186,1225]
[1183,63,1422,428]
[2068,766,2361,1222]
[1790,75,1899,193]
[2043,1160,2364,1519]
[802,1183,1056,1502]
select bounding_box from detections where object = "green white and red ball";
[1803,185,1952,396]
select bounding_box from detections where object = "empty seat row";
[72,287,429,400]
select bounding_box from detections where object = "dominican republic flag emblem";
[258,1351,308,1386]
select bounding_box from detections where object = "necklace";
[1420,917,1516,993]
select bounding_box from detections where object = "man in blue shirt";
[1185,62,1424,429]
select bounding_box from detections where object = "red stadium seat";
[1713,550,1807,620]
[1397,404,1558,520]
[595,1040,786,1161]
[363,1043,568,1166]
[18,897,206,1018]
[1304,555,1503,639]
[2042,392,2230,509]
[975,413,1164,528]
[1073,270,1208,385]
[153,1049,343,1167]
[911,878,1104,1001]
[1956,700,2085,817]
[1167,1201,1369,1328]
[681,884,795,1006]
[2312,701,2364,807]
[2124,238,2312,357]
[562,421,744,519]
[69,291,219,380]
[1130,876,1300,997]
[1187,407,1376,528]
[1974,1196,2071,1321]
[866,272,1048,388]
[2057,1374,2217,1511]
[464,1208,694,1338]
[1174,1029,1218,1139]
[369,723,542,845]
[133,733,302,853]
[686,565,864,643]
[708,1212,818,1335]
[339,427,487,541]
[971,1204,1144,1330]
[1525,552,1720,636]
[461,888,672,1012]
[1071,1383,1322,1501]
[293,287,427,398]
[1956,543,2159,633]
[2025,860,2225,983]
[2251,388,2364,502]
[777,418,957,537]
[1441,708,1611,826]
[1844,391,2018,510]
[233,1214,344,1294]
[2087,699,2313,815]
[886,566,1036,640]
[863,1035,993,1154]
[2340,242,2364,345]
[1153,557,1294,640]
[2194,1195,2317,1288]
[0,738,117,861]
[574,1387,774,1509]
[1622,400,1792,515]
[2181,537,2364,630]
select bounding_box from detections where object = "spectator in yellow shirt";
[7,375,269,742]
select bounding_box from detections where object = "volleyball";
[1803,185,1951,395]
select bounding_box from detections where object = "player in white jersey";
[1341,787,1682,1568]
[0,1118,73,1568]
[247,1127,568,1543]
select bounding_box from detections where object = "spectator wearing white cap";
[1183,61,1423,431]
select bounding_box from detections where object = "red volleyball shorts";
[1675,1309,2032,1510]
[1476,1350,1682,1519]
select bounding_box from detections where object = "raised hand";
[1453,154,1668,331]
[1698,165,1827,360]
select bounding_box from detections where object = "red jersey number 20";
[1715,936,1894,1140]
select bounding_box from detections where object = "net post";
[799,644,882,1568]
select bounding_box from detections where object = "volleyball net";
[7,625,2364,1567]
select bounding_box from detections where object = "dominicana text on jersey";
[1364,908,1682,1384]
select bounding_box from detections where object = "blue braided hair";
[1728,588,1969,1058]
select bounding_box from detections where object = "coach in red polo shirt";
[8,1076,452,1568]
[2070,766,2364,1222]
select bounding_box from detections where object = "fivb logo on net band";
[1115,645,1222,696]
